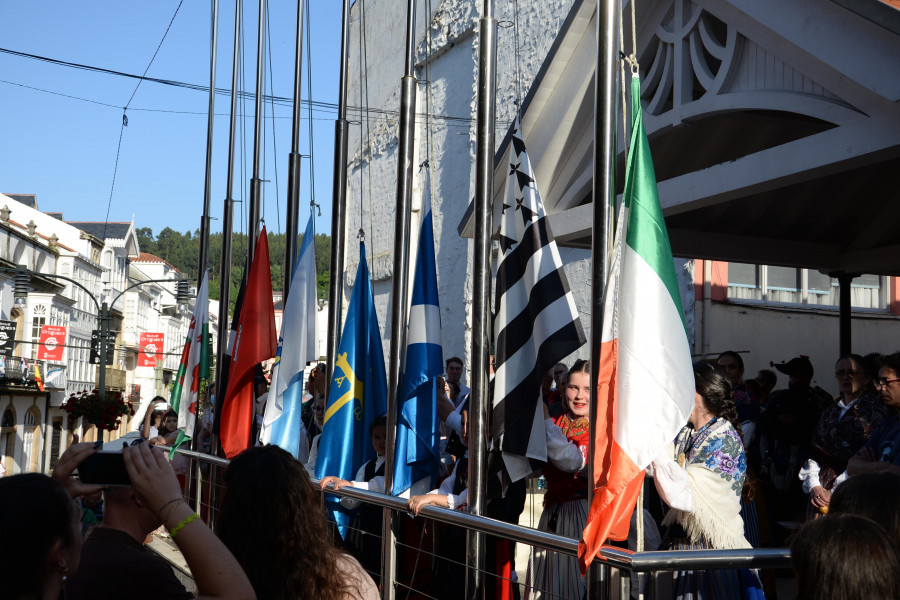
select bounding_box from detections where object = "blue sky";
[0,0,342,240]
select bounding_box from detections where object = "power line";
[0,46,478,126]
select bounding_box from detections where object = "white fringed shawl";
[661,418,751,550]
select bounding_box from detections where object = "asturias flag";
[220,229,278,459]
[261,214,318,460]
[170,271,211,446]
[392,209,444,495]
[578,75,694,572]
[315,242,387,536]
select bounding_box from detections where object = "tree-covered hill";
[135,227,331,307]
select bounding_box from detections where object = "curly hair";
[0,473,77,599]
[218,446,362,600]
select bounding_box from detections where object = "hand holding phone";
[52,442,105,498]
[77,451,131,486]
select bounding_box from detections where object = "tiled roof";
[132,252,179,272]
[3,194,37,208]
[67,221,131,241]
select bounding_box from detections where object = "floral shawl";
[662,418,751,550]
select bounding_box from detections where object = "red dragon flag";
[219,229,277,458]
[170,271,211,448]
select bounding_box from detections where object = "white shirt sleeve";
[649,446,692,512]
[427,460,468,511]
[545,419,586,472]
[304,434,320,476]
[831,469,849,491]
[445,409,463,436]
[798,458,822,494]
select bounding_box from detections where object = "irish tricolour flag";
[578,75,694,571]
[171,270,211,446]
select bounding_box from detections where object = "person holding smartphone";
[66,443,256,600]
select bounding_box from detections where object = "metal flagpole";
[248,0,267,265]
[380,0,418,596]
[198,0,219,288]
[469,0,497,597]
[284,0,306,295]
[210,0,243,532]
[214,0,243,427]
[191,0,219,514]
[326,0,351,384]
[587,0,619,596]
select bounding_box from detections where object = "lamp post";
[3,266,193,437]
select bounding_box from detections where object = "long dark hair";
[693,361,741,435]
[218,445,359,600]
[0,473,76,599]
[792,514,900,600]
[694,361,755,500]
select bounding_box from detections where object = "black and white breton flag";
[492,116,586,483]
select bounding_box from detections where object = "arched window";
[1,408,14,428]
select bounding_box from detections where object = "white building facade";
[0,193,212,475]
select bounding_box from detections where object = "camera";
[78,451,131,486]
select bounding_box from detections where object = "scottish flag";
[316,242,387,536]
[392,210,444,494]
[261,214,318,460]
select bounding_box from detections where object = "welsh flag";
[578,75,694,571]
[171,271,211,446]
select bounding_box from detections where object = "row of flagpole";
[168,1,700,599]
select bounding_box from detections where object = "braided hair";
[693,361,755,501]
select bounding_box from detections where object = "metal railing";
[164,447,793,600]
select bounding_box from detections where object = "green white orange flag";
[171,271,211,445]
[578,75,694,572]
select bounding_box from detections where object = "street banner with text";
[37,325,67,361]
[139,332,165,367]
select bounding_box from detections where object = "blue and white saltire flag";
[392,210,444,495]
[316,242,388,537]
[260,214,318,461]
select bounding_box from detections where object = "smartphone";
[78,452,131,486]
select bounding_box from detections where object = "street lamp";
[13,266,29,306]
[3,265,195,439]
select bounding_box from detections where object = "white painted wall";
[703,301,900,395]
[342,0,596,380]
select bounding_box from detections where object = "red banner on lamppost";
[37,325,67,361]
[138,332,165,367]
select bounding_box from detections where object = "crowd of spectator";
[5,346,900,599]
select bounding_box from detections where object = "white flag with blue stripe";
[261,214,318,460]
[392,209,444,495]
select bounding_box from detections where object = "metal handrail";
[170,447,793,573]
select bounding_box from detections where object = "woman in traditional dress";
[651,361,755,598]
[524,359,590,600]
[799,353,887,518]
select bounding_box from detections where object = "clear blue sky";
[0,0,342,240]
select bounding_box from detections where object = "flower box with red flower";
[63,389,135,431]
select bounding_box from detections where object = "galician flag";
[170,271,211,445]
[261,213,318,461]
[578,75,694,571]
